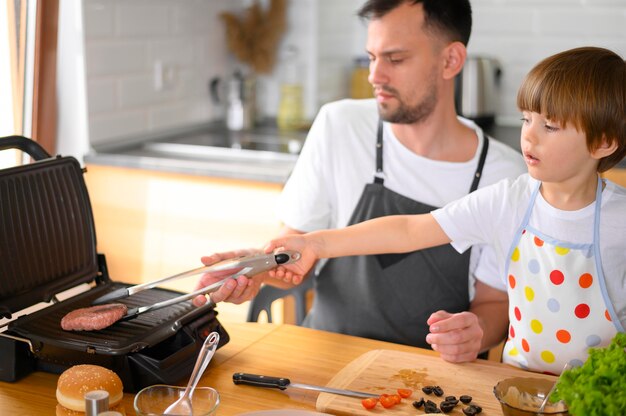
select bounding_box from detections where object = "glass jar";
[350,56,373,99]
[277,45,304,131]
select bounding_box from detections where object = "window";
[1,0,58,168]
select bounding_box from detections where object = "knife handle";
[233,373,290,390]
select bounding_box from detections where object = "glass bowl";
[494,377,568,416]
[134,384,219,416]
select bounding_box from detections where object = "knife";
[232,372,379,399]
[93,251,300,306]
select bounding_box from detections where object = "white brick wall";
[317,0,626,126]
[83,0,625,145]
[83,0,240,145]
[468,0,626,124]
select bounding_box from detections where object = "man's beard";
[377,80,438,124]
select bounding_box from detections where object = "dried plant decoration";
[220,0,287,74]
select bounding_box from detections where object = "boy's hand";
[265,234,319,284]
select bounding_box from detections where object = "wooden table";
[0,323,551,415]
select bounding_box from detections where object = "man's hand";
[425,281,509,362]
[192,249,263,306]
[425,310,484,362]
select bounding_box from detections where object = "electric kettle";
[210,71,256,131]
[455,56,502,129]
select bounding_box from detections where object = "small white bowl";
[134,384,219,416]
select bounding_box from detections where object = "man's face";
[366,2,442,124]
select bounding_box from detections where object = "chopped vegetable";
[379,394,397,408]
[397,388,413,398]
[552,332,626,415]
[361,397,378,410]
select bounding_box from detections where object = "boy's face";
[366,2,445,124]
[520,111,597,183]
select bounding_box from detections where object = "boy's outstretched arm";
[266,213,451,280]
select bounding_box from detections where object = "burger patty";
[61,303,128,331]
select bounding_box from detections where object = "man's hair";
[517,47,626,172]
[357,0,472,46]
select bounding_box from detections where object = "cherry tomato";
[397,388,413,398]
[361,397,378,410]
[391,394,402,404]
[379,394,397,409]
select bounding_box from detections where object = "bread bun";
[55,402,126,416]
[56,365,123,411]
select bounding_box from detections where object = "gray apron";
[303,121,490,348]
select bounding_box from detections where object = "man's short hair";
[357,0,472,46]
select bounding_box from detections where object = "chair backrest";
[246,277,314,325]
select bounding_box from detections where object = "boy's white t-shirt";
[278,98,527,296]
[432,173,626,329]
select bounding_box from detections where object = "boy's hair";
[357,0,472,47]
[517,47,626,172]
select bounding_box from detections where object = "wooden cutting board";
[315,349,556,415]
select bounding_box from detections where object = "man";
[195,0,525,362]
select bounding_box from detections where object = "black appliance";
[0,136,229,392]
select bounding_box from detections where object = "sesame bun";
[55,402,126,416]
[56,365,123,412]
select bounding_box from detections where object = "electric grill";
[0,136,229,392]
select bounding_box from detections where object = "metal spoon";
[538,361,573,413]
[163,331,220,415]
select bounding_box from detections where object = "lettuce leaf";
[552,332,626,415]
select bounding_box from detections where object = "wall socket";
[153,60,177,91]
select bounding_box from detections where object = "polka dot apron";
[502,177,620,374]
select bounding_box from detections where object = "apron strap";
[375,119,384,184]
[469,136,489,192]
[374,119,490,193]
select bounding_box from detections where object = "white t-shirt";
[432,174,626,328]
[278,99,527,295]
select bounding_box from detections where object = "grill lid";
[0,149,99,319]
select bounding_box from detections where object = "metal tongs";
[91,250,301,320]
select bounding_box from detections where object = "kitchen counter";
[0,322,554,415]
[486,124,520,152]
[84,121,307,184]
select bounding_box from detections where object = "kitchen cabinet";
[603,167,626,187]
[84,164,284,322]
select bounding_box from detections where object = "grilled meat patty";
[61,303,128,331]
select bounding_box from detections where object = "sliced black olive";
[462,407,478,416]
[444,398,459,405]
[433,386,444,396]
[440,401,455,413]
[422,386,434,394]
[412,398,425,409]
[460,395,473,404]
[469,404,482,414]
